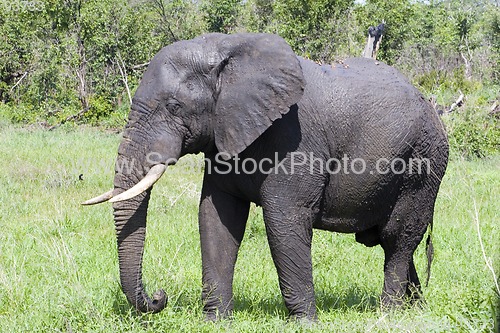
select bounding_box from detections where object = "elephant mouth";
[82,163,167,205]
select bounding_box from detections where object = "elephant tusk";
[109,164,167,203]
[81,189,114,205]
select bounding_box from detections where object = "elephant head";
[83,33,305,313]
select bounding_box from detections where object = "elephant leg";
[198,177,250,320]
[380,246,424,309]
[380,240,417,308]
[263,203,318,320]
[379,188,434,309]
[406,258,423,304]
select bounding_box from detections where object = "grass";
[0,123,498,332]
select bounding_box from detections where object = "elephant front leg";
[198,177,249,321]
[263,205,317,320]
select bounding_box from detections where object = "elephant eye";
[166,100,182,115]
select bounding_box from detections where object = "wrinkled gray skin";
[111,33,448,320]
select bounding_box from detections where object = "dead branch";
[363,23,385,60]
[490,101,498,112]
[460,37,473,80]
[9,71,28,93]
[448,91,464,113]
[132,62,150,70]
[48,106,90,131]
[489,101,500,118]
[116,52,132,105]
[434,92,465,116]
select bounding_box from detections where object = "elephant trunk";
[113,161,167,313]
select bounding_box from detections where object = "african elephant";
[84,33,449,321]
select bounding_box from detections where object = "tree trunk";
[363,23,385,60]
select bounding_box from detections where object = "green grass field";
[0,123,498,332]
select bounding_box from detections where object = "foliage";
[484,5,500,81]
[243,0,359,60]
[0,0,499,157]
[0,102,38,123]
[415,67,482,95]
[202,0,242,33]
[270,0,355,61]
[444,107,500,159]
[86,95,114,125]
[0,0,202,126]
[241,0,274,33]
[355,0,416,63]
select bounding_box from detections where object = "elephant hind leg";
[406,258,424,304]
[379,186,437,309]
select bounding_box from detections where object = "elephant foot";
[203,308,233,322]
[380,292,406,312]
[204,312,217,322]
[406,282,426,307]
[287,314,318,328]
[380,290,425,312]
[287,305,318,323]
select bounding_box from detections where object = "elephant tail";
[425,221,434,287]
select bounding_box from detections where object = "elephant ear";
[211,33,305,158]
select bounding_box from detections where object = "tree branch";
[363,23,385,60]
[152,0,178,42]
[9,71,28,93]
[116,52,132,105]
[132,62,150,70]
[448,91,464,113]
[48,106,91,131]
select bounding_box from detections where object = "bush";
[0,102,38,124]
[99,102,129,129]
[444,107,500,159]
[0,103,10,125]
[84,96,114,126]
[415,67,482,96]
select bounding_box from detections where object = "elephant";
[84,33,449,321]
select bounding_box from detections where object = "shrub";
[0,102,38,124]
[84,96,114,126]
[444,107,500,159]
[415,67,482,96]
[99,102,129,129]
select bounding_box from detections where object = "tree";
[150,0,204,44]
[202,0,242,33]
[242,0,275,33]
[355,0,416,64]
[1,0,498,125]
[271,0,355,61]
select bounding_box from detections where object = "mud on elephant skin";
[84,32,449,320]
